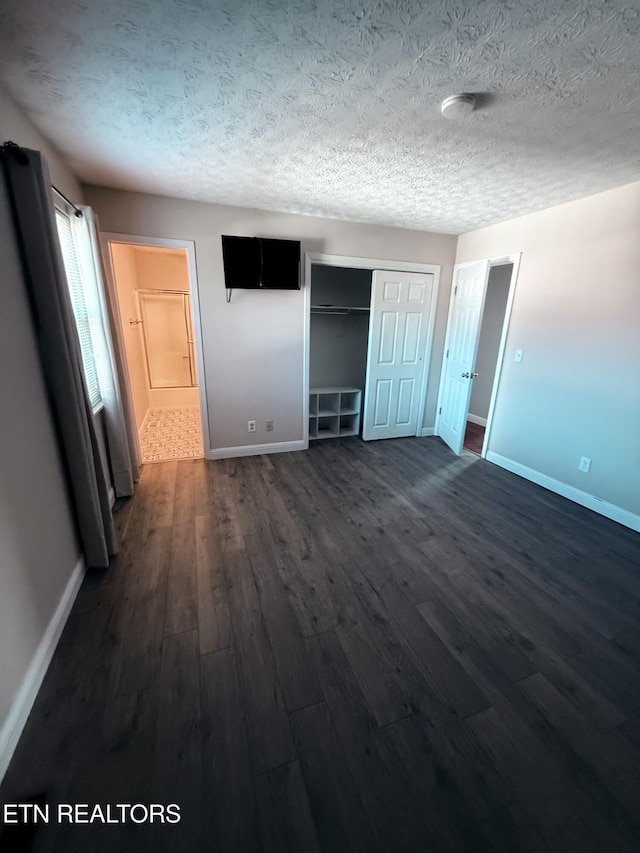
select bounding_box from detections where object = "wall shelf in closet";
[309,387,362,439]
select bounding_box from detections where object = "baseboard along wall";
[0,557,85,784]
[208,440,306,460]
[486,452,640,533]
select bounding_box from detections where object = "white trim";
[306,252,443,275]
[304,252,441,445]
[209,440,306,460]
[303,253,312,449]
[138,407,151,436]
[420,427,435,437]
[0,557,86,784]
[486,452,640,533]
[467,413,488,427]
[101,233,212,460]
[99,238,142,467]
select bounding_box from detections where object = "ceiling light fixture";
[441,94,476,119]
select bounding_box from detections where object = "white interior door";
[436,260,490,454]
[363,270,435,441]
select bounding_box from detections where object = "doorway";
[105,238,207,463]
[463,263,513,454]
[436,255,520,458]
[305,254,441,445]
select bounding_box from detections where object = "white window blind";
[55,208,103,409]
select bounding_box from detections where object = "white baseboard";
[420,427,436,437]
[138,408,151,435]
[486,452,640,533]
[0,556,85,784]
[208,439,306,460]
[467,413,488,427]
[108,486,115,508]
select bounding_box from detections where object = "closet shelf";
[310,305,370,316]
[309,387,362,440]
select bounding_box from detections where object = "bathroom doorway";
[104,237,207,463]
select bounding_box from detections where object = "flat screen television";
[221,235,301,290]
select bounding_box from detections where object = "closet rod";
[310,305,370,316]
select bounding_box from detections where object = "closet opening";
[309,266,371,440]
[305,254,441,445]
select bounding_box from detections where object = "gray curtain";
[1,144,116,568]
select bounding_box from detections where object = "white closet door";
[363,270,435,441]
[436,260,490,455]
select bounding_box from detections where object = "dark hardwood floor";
[463,420,485,454]
[1,436,640,853]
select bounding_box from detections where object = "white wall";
[468,264,512,421]
[0,84,82,778]
[134,248,190,292]
[456,181,640,519]
[85,187,457,452]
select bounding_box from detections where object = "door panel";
[397,379,414,424]
[374,379,393,426]
[379,312,397,363]
[363,271,435,441]
[436,260,490,454]
[402,313,422,362]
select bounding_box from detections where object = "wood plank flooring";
[463,420,485,454]
[1,436,640,853]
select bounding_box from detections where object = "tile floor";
[139,406,204,462]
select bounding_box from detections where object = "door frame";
[435,253,521,459]
[303,253,441,448]
[100,232,211,460]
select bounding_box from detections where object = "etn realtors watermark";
[3,803,181,824]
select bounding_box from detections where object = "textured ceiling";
[1,0,640,233]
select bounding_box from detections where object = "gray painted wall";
[457,181,640,517]
[86,186,458,451]
[0,84,81,761]
[310,313,370,391]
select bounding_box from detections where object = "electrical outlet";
[514,349,523,362]
[265,420,274,432]
[579,456,591,473]
[247,420,256,433]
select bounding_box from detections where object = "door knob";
[471,372,479,378]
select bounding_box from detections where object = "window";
[55,206,106,410]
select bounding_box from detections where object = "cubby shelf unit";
[309,387,362,440]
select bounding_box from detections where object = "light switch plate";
[515,349,523,362]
